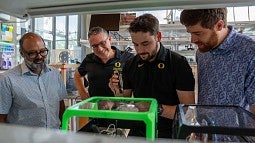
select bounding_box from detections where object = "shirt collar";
[210,25,236,54]
[114,46,122,59]
[21,61,50,75]
[156,43,168,61]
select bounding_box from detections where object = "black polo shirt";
[78,46,134,97]
[122,43,195,138]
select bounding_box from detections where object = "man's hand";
[109,71,122,96]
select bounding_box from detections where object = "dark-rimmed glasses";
[24,48,49,59]
[91,37,108,49]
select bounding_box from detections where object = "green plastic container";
[61,96,158,141]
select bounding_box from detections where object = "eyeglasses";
[25,48,49,59]
[91,37,108,49]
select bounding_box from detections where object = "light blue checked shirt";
[197,26,255,110]
[0,62,67,129]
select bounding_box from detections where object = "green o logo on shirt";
[113,62,122,71]
[114,62,121,68]
[158,63,165,69]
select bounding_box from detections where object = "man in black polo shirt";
[74,26,134,100]
[109,14,195,138]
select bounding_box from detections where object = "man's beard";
[25,59,46,72]
[197,31,218,53]
[140,42,159,62]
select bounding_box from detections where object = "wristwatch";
[158,104,163,116]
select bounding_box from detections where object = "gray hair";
[88,26,109,38]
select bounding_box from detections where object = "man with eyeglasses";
[109,14,195,138]
[74,26,134,100]
[0,32,67,129]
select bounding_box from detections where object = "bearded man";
[180,8,255,115]
[0,32,67,129]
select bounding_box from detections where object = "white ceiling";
[0,0,254,19]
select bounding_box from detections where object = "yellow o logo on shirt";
[114,62,121,68]
[158,63,165,69]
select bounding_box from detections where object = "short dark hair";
[88,26,109,38]
[128,13,159,36]
[180,8,227,29]
[19,32,45,50]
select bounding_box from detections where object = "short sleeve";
[174,55,195,91]
[78,58,88,77]
[0,75,13,114]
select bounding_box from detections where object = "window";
[227,7,235,22]
[234,7,249,21]
[34,17,53,63]
[56,16,66,49]
[249,6,255,21]
[33,15,79,63]
[68,15,81,63]
[68,15,78,49]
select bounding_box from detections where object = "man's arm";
[123,89,132,97]
[74,70,89,100]
[0,114,7,123]
[246,57,255,115]
[177,90,195,104]
[161,90,195,119]
[59,100,65,123]
[249,105,255,115]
